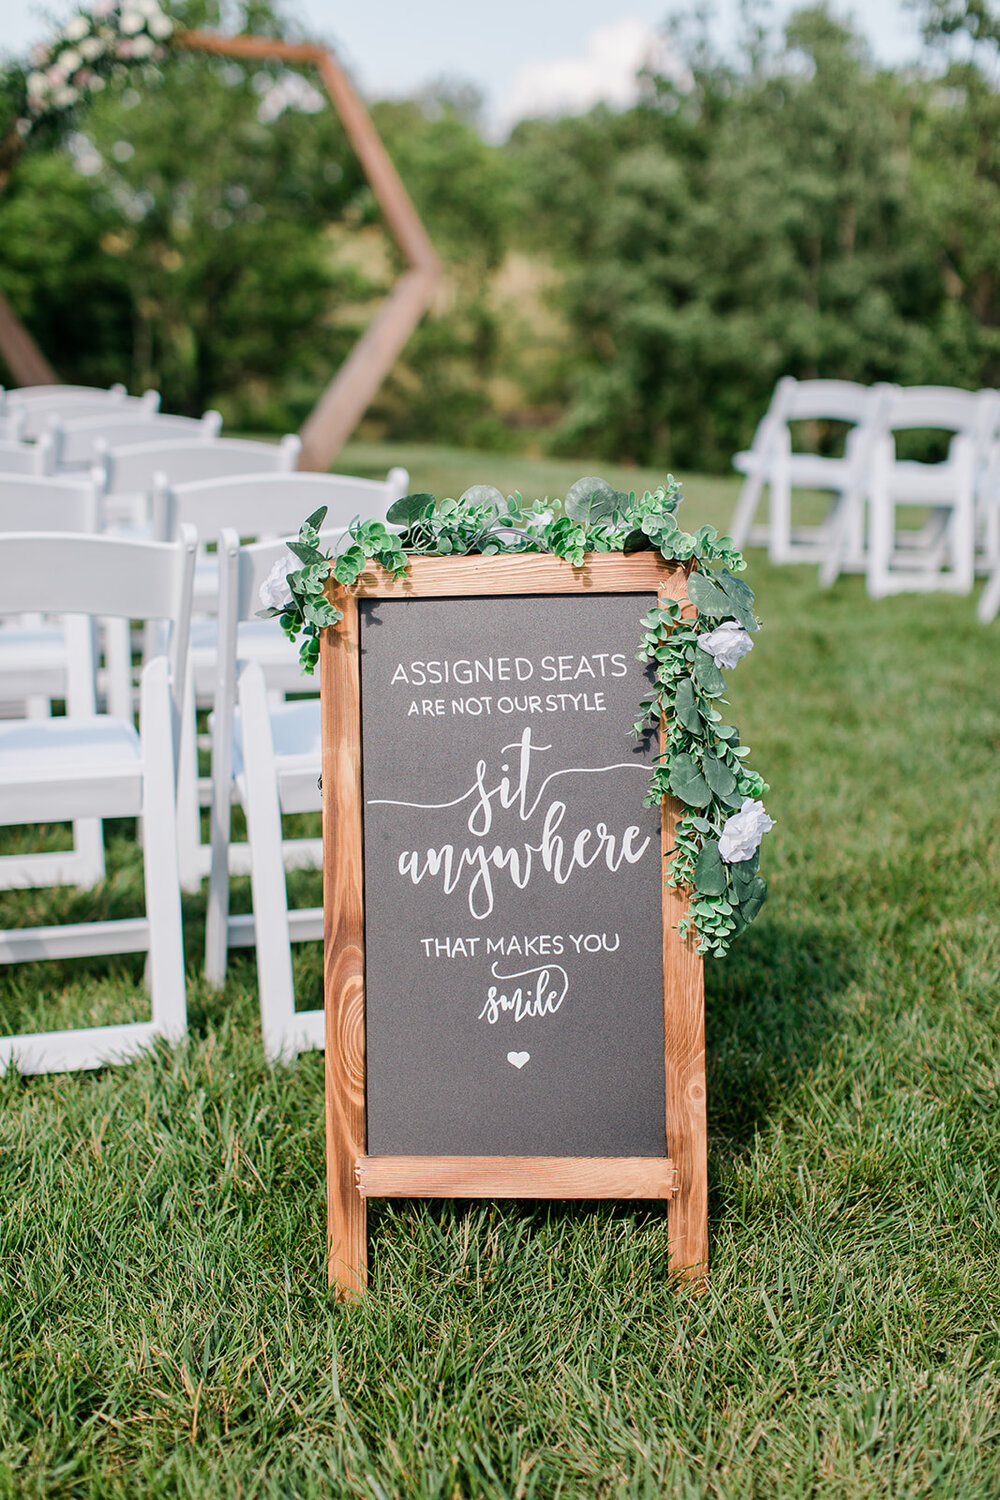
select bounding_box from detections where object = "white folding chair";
[13,389,159,441]
[206,531,340,1060]
[152,467,407,890]
[0,528,195,1075]
[864,387,1000,598]
[731,377,890,568]
[100,433,301,532]
[51,410,222,471]
[0,435,55,476]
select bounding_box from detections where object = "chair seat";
[0,715,142,821]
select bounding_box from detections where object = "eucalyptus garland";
[258,476,773,957]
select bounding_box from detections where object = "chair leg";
[768,434,793,565]
[204,691,236,991]
[176,674,204,892]
[139,657,187,1044]
[818,490,857,589]
[729,470,764,551]
[237,662,297,1063]
[977,565,1000,623]
[71,816,106,889]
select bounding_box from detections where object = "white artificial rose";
[54,85,79,107]
[258,553,296,611]
[27,71,49,98]
[119,10,145,34]
[697,619,754,670]
[64,15,91,40]
[79,36,105,60]
[148,12,173,39]
[58,48,82,72]
[718,799,774,863]
[46,62,69,84]
[129,33,155,56]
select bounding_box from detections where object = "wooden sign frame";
[321,552,707,1299]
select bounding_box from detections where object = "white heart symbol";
[507,1051,530,1070]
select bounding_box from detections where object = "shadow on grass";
[705,912,859,1153]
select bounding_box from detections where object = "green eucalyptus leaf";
[302,598,340,628]
[332,548,364,585]
[303,506,328,532]
[738,875,768,923]
[692,839,727,896]
[674,676,703,733]
[459,484,504,515]
[702,753,737,798]
[563,476,619,524]
[286,540,324,566]
[693,650,726,696]
[669,753,712,808]
[719,569,755,610]
[729,852,760,893]
[716,569,758,631]
[386,492,435,526]
[623,528,652,554]
[686,570,732,617]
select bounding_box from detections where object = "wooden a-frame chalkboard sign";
[320,552,707,1298]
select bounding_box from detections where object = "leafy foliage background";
[3,0,1000,459]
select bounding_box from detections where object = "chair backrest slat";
[14,390,158,440]
[53,411,222,466]
[106,433,300,494]
[5,382,129,404]
[154,468,408,549]
[0,474,101,533]
[783,378,879,426]
[882,386,999,438]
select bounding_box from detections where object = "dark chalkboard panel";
[360,592,665,1157]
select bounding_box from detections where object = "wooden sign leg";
[657,575,708,1280]
[661,797,708,1280]
[321,597,367,1297]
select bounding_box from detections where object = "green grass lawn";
[2,461,1000,1497]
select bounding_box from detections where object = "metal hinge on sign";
[317,775,322,791]
[669,1165,681,1195]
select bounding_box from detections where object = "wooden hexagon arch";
[0,29,442,471]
